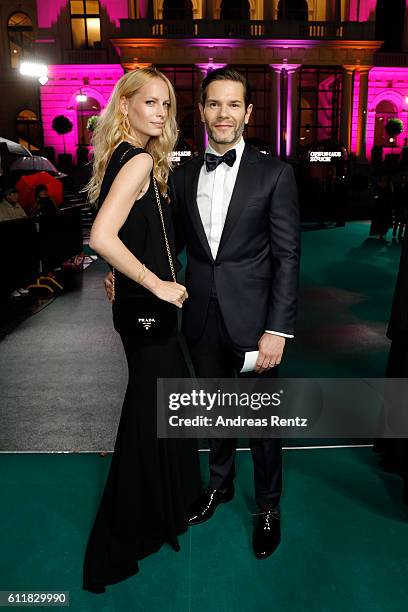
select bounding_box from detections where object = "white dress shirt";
[196,138,293,339]
[197,137,245,259]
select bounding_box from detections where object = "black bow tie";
[205,149,237,172]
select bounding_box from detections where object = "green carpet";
[282,222,400,378]
[1,450,407,611]
[1,223,407,610]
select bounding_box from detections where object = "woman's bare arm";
[90,153,187,307]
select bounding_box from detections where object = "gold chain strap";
[112,266,115,301]
[111,150,176,301]
[152,177,176,283]
[119,146,136,165]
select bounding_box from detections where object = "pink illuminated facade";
[40,64,123,156]
[2,0,408,165]
[367,68,408,154]
[348,0,377,21]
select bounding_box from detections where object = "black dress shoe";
[187,485,234,525]
[253,509,281,559]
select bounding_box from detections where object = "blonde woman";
[83,68,201,593]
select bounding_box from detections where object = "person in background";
[0,186,26,223]
[392,174,408,241]
[0,186,30,298]
[375,233,408,506]
[34,184,57,217]
[370,173,394,240]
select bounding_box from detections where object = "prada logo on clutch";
[138,318,156,330]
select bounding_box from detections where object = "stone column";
[200,0,208,19]
[195,64,211,150]
[286,65,301,161]
[255,0,264,20]
[341,65,354,152]
[269,65,282,158]
[280,68,288,159]
[356,67,370,161]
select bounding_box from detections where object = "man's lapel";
[184,154,214,261]
[216,144,258,258]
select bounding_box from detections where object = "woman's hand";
[152,280,188,309]
[103,272,187,308]
[104,271,114,302]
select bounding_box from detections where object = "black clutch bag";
[111,175,178,339]
[112,295,178,338]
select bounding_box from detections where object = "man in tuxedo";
[104,67,300,558]
[170,67,300,559]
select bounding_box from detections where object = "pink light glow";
[36,0,65,29]
[270,64,299,158]
[41,64,124,159]
[195,63,227,74]
[286,76,292,157]
[348,0,377,21]
[184,39,319,48]
[100,0,129,27]
[366,67,408,159]
[36,0,129,28]
[195,62,227,148]
[351,71,360,155]
[138,0,149,18]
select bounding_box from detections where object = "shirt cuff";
[265,330,294,339]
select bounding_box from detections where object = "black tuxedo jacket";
[170,144,300,353]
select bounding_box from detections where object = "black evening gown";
[375,234,408,504]
[83,143,201,593]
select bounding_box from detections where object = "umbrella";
[10,156,59,174]
[16,171,63,209]
[0,137,32,156]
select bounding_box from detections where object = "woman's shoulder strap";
[98,144,149,208]
[114,142,146,169]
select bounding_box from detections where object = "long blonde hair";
[86,67,178,204]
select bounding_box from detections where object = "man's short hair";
[4,185,18,196]
[200,67,252,109]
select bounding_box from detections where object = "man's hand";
[104,271,114,302]
[256,333,286,373]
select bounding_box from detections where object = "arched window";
[17,109,40,151]
[70,1,101,49]
[163,0,193,20]
[76,95,101,145]
[278,0,308,20]
[374,100,398,147]
[8,12,34,69]
[220,0,250,20]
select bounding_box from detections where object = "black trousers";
[187,298,282,511]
